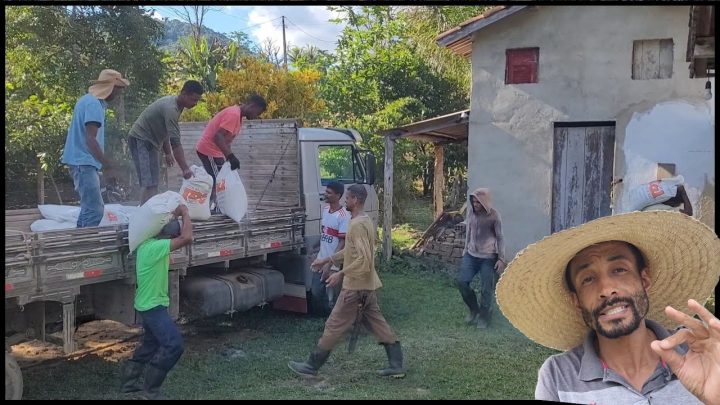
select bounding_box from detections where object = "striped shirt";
[318,204,349,270]
[535,319,701,405]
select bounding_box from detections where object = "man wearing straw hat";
[128,80,204,205]
[496,211,720,404]
[61,69,130,227]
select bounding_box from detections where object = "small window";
[506,47,539,84]
[632,39,673,80]
[318,145,356,185]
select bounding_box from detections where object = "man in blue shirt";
[61,69,129,227]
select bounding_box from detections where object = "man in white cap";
[61,69,129,227]
[496,211,720,404]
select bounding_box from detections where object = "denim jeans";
[310,270,341,315]
[69,165,104,228]
[457,254,497,311]
[131,306,184,372]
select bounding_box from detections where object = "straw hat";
[88,69,130,99]
[496,211,720,351]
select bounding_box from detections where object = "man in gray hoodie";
[457,188,506,329]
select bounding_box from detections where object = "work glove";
[227,153,240,171]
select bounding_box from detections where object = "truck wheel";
[5,350,23,400]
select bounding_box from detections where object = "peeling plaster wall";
[616,98,715,228]
[468,5,713,259]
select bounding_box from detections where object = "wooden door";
[551,123,615,232]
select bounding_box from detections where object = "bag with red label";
[179,165,213,220]
[625,175,684,212]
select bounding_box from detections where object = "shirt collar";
[577,319,677,382]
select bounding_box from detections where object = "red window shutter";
[506,48,539,84]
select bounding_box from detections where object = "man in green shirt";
[119,204,193,400]
[128,80,204,204]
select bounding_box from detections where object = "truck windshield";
[318,145,364,185]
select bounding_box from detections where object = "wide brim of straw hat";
[88,71,130,99]
[496,211,720,352]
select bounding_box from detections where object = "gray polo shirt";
[128,95,183,149]
[535,319,701,405]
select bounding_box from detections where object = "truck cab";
[300,127,379,259]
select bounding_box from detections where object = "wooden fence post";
[382,135,395,262]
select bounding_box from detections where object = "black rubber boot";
[378,342,406,378]
[288,347,331,376]
[458,282,481,324]
[119,360,145,393]
[476,307,492,330]
[141,365,169,400]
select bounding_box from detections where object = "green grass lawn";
[19,264,558,400]
[19,197,562,399]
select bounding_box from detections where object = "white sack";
[128,191,185,252]
[37,204,81,223]
[30,219,76,232]
[180,165,213,220]
[625,175,684,212]
[216,161,248,223]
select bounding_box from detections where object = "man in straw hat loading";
[496,211,720,404]
[288,185,406,378]
[61,69,129,227]
[128,80,204,205]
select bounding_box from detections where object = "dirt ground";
[11,320,143,367]
[11,318,271,369]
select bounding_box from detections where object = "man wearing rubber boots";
[288,185,406,379]
[119,205,193,400]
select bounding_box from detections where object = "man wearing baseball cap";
[61,69,129,227]
[496,211,720,404]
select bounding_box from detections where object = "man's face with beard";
[567,241,652,339]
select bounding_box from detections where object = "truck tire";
[5,350,23,400]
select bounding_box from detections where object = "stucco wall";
[468,5,714,259]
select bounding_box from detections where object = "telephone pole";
[282,16,288,69]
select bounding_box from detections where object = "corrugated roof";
[436,6,529,58]
[382,110,469,144]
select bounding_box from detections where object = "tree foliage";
[180,56,325,123]
[5,5,166,204]
[6,5,483,213]
[320,6,479,217]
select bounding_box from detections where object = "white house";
[436,5,715,259]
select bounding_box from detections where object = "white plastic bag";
[128,191,186,252]
[626,175,684,212]
[180,165,213,220]
[30,219,76,232]
[216,161,248,223]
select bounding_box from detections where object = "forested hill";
[158,18,231,50]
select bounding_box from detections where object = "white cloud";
[149,9,164,21]
[247,6,345,52]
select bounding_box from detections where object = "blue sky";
[144,6,346,52]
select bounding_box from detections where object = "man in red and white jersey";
[311,181,350,315]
